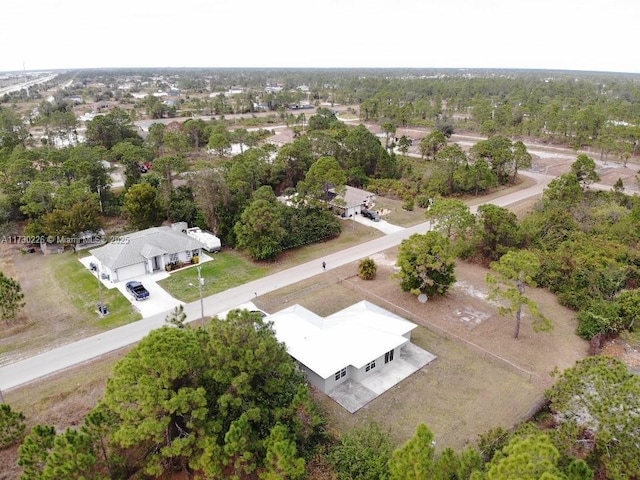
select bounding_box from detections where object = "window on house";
[170,253,178,263]
[335,368,347,381]
[385,349,395,364]
[365,360,376,372]
[335,371,340,381]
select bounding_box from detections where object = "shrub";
[416,195,432,209]
[402,196,415,211]
[576,300,622,339]
[330,422,393,480]
[358,258,377,280]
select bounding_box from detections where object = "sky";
[2,0,639,74]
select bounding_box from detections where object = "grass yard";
[159,223,383,302]
[49,252,141,330]
[373,195,429,227]
[315,325,539,449]
[158,250,270,302]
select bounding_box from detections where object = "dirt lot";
[255,251,588,449]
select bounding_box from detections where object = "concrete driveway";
[116,275,184,318]
[347,214,405,234]
[80,256,184,318]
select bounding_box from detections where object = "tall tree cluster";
[18,310,324,479]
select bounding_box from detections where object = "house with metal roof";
[90,225,207,283]
[267,301,437,411]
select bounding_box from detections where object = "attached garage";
[114,262,148,282]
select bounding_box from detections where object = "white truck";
[186,227,221,253]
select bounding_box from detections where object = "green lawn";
[49,252,142,329]
[158,250,270,302]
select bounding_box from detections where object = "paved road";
[0,171,555,392]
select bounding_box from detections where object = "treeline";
[350,72,640,155]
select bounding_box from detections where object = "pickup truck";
[361,208,380,222]
[126,281,150,301]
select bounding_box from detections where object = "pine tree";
[0,272,25,324]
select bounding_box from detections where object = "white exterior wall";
[114,262,147,282]
[324,365,351,393]
[146,256,166,273]
[177,250,192,262]
[297,362,326,392]
[352,352,386,382]
[343,205,363,218]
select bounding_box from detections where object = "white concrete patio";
[327,343,437,413]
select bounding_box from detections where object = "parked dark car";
[361,208,380,222]
[126,281,150,301]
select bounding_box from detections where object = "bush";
[330,422,393,480]
[416,195,432,209]
[402,196,415,211]
[576,300,622,339]
[358,258,377,280]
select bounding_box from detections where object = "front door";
[153,256,160,271]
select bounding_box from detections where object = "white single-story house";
[327,185,375,218]
[89,226,207,283]
[267,301,418,394]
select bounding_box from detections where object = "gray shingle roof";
[90,226,206,270]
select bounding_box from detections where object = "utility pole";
[197,266,205,327]
[97,263,103,315]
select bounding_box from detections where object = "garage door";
[116,263,147,282]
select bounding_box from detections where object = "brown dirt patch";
[600,337,640,369]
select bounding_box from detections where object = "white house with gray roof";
[267,301,435,401]
[90,226,207,283]
[327,185,375,218]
